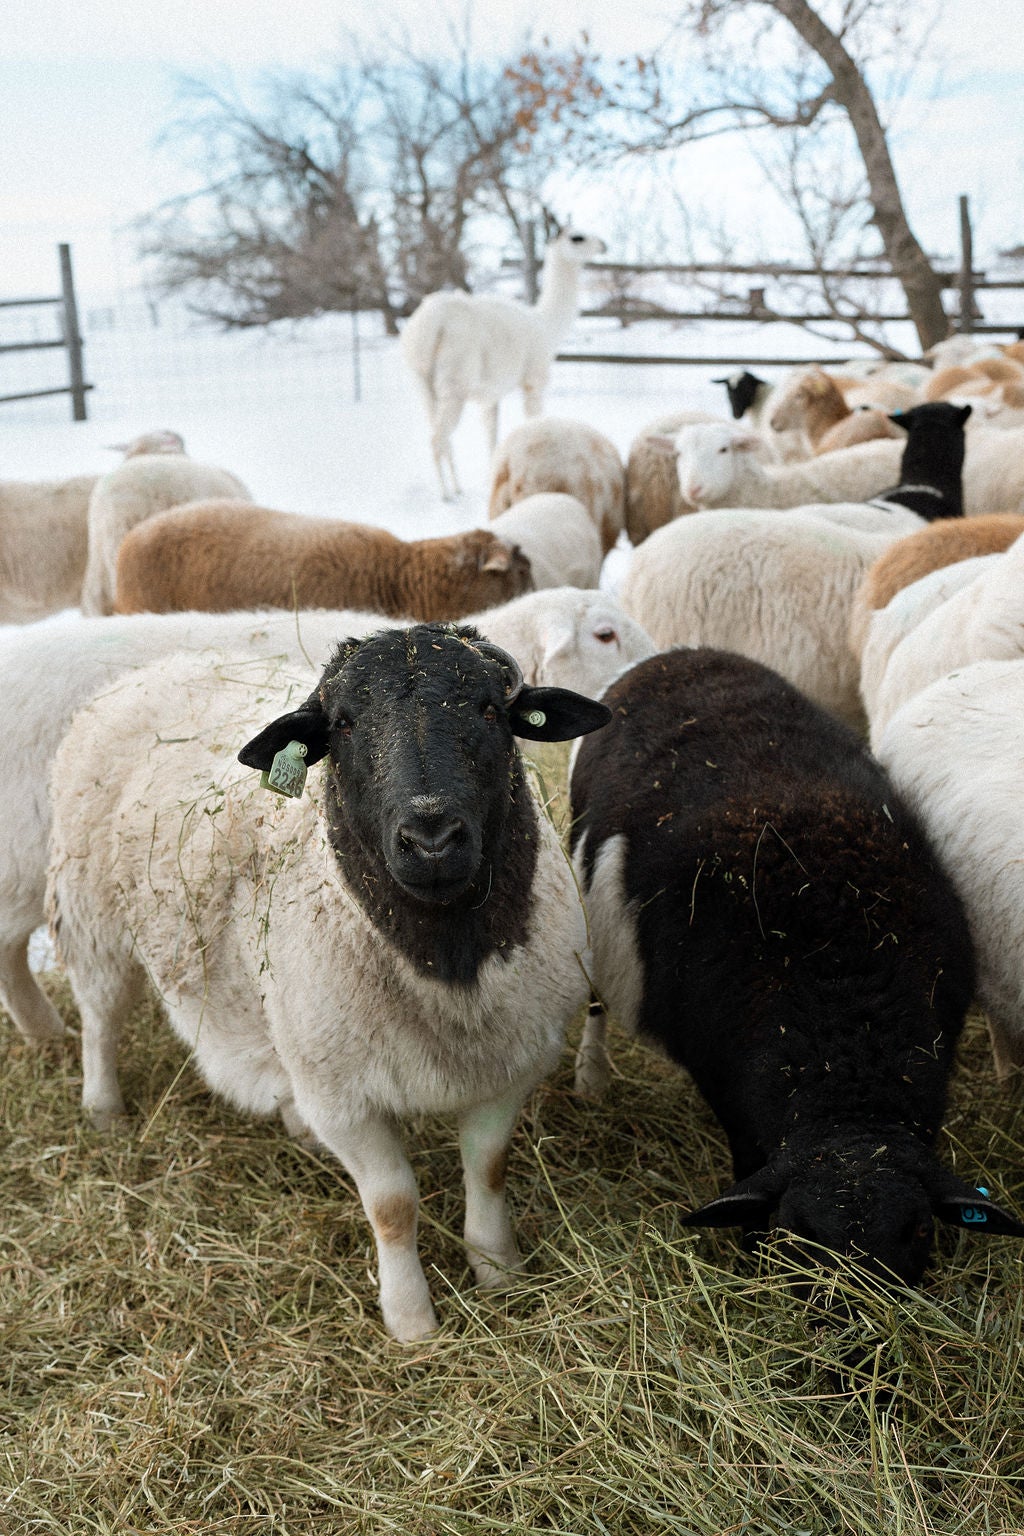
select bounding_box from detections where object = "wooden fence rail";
[0,244,92,419]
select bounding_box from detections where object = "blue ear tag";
[977,1186,990,1198]
[260,740,308,798]
[960,1205,988,1225]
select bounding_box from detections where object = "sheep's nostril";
[398,819,464,858]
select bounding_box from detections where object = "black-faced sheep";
[0,590,652,1048]
[570,648,1024,1284]
[47,624,611,1339]
[113,501,532,619]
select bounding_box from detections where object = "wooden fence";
[0,244,91,419]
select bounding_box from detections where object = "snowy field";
[0,298,911,553]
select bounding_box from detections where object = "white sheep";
[0,588,653,1047]
[620,502,922,729]
[401,229,606,500]
[857,557,997,735]
[874,658,1024,1078]
[662,421,907,511]
[488,416,625,553]
[488,494,603,590]
[46,626,610,1339]
[864,533,1024,747]
[848,511,1024,662]
[79,438,250,616]
[0,431,189,624]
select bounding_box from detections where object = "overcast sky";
[3,0,1023,300]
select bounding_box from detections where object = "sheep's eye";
[593,625,617,644]
[569,233,585,243]
[336,716,353,739]
[718,446,730,454]
[482,704,498,722]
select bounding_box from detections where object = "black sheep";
[872,400,972,520]
[570,647,1024,1284]
[713,369,768,422]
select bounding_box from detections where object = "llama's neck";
[533,252,584,351]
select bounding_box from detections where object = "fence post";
[523,220,539,304]
[58,243,87,420]
[958,194,976,335]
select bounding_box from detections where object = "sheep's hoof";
[470,1247,523,1292]
[84,1101,128,1132]
[383,1301,440,1343]
[573,1046,611,1102]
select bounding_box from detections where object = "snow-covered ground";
[0,298,924,539]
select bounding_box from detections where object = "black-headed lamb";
[47,624,610,1340]
[569,648,1024,1284]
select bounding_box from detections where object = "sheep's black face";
[238,622,610,980]
[319,628,520,905]
[774,1161,936,1288]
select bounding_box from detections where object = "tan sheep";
[0,431,193,624]
[114,500,533,619]
[624,409,723,545]
[848,512,1024,660]
[488,417,625,554]
[769,367,904,455]
[0,474,98,623]
[80,435,250,616]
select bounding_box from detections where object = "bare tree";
[137,72,401,331]
[509,0,953,351]
[138,29,575,329]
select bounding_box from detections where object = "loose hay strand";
[2,970,1023,1534]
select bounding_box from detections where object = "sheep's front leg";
[308,1111,437,1342]
[574,997,611,1100]
[458,1088,528,1290]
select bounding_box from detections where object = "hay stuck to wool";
[3,968,1023,1535]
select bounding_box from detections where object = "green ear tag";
[525,709,547,728]
[261,740,308,798]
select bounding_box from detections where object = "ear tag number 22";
[261,740,308,799]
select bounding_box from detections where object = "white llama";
[401,228,606,500]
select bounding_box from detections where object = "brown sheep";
[624,410,721,545]
[769,367,904,455]
[848,511,1024,660]
[488,417,625,554]
[114,500,533,619]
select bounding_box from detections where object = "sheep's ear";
[930,1172,1024,1237]
[238,701,330,771]
[509,685,611,742]
[955,403,973,426]
[732,432,763,453]
[646,434,678,455]
[681,1167,782,1228]
[480,541,516,573]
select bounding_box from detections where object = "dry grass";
[3,970,1023,1535]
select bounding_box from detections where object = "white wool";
[80,449,250,615]
[670,420,906,511]
[488,416,625,553]
[620,503,922,729]
[0,588,652,1046]
[46,642,591,1339]
[864,536,1024,747]
[489,494,603,589]
[875,658,1024,1077]
[401,230,605,500]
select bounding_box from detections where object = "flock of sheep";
[5,229,1024,1339]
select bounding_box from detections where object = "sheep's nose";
[688,484,703,502]
[398,816,465,858]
